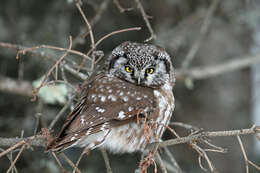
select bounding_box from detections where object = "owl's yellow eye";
[146,68,154,74]
[125,66,133,73]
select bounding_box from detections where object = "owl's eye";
[125,66,133,73]
[146,68,155,74]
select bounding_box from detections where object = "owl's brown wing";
[46,74,157,152]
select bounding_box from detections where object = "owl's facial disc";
[109,41,174,88]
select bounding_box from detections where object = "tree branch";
[176,53,260,81]
[0,76,33,97]
[157,126,260,148]
[0,126,259,151]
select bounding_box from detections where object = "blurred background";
[0,0,260,172]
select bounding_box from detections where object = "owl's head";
[108,41,175,88]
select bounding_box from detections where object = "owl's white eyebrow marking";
[118,111,125,119]
[108,89,113,93]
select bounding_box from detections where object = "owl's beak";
[135,71,142,85]
[137,77,141,85]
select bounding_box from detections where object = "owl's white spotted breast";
[98,82,175,153]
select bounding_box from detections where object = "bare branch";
[236,135,249,173]
[157,126,260,148]
[0,126,259,149]
[135,0,156,42]
[48,97,75,130]
[163,147,183,173]
[0,76,32,97]
[248,160,260,170]
[95,27,142,49]
[101,149,113,173]
[113,0,133,13]
[90,0,111,26]
[60,152,83,173]
[176,53,260,81]
[6,144,26,173]
[73,150,85,173]
[0,140,26,158]
[30,36,73,101]
[51,152,67,173]
[155,152,167,173]
[0,136,45,149]
[181,0,220,69]
[75,0,95,49]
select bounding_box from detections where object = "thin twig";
[33,113,41,135]
[237,135,249,173]
[0,140,26,159]
[181,0,220,69]
[60,152,83,173]
[191,143,216,172]
[135,0,156,42]
[77,27,141,71]
[248,160,260,170]
[51,152,67,173]
[0,148,18,173]
[163,147,183,173]
[101,149,113,173]
[113,0,133,13]
[6,144,26,173]
[29,36,73,100]
[90,0,111,26]
[95,27,141,48]
[16,43,91,61]
[163,122,217,172]
[161,160,182,173]
[48,97,74,130]
[170,122,200,132]
[75,1,95,49]
[72,150,85,173]
[155,152,167,173]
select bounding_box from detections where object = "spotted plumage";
[47,41,175,153]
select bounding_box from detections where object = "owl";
[47,41,175,154]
